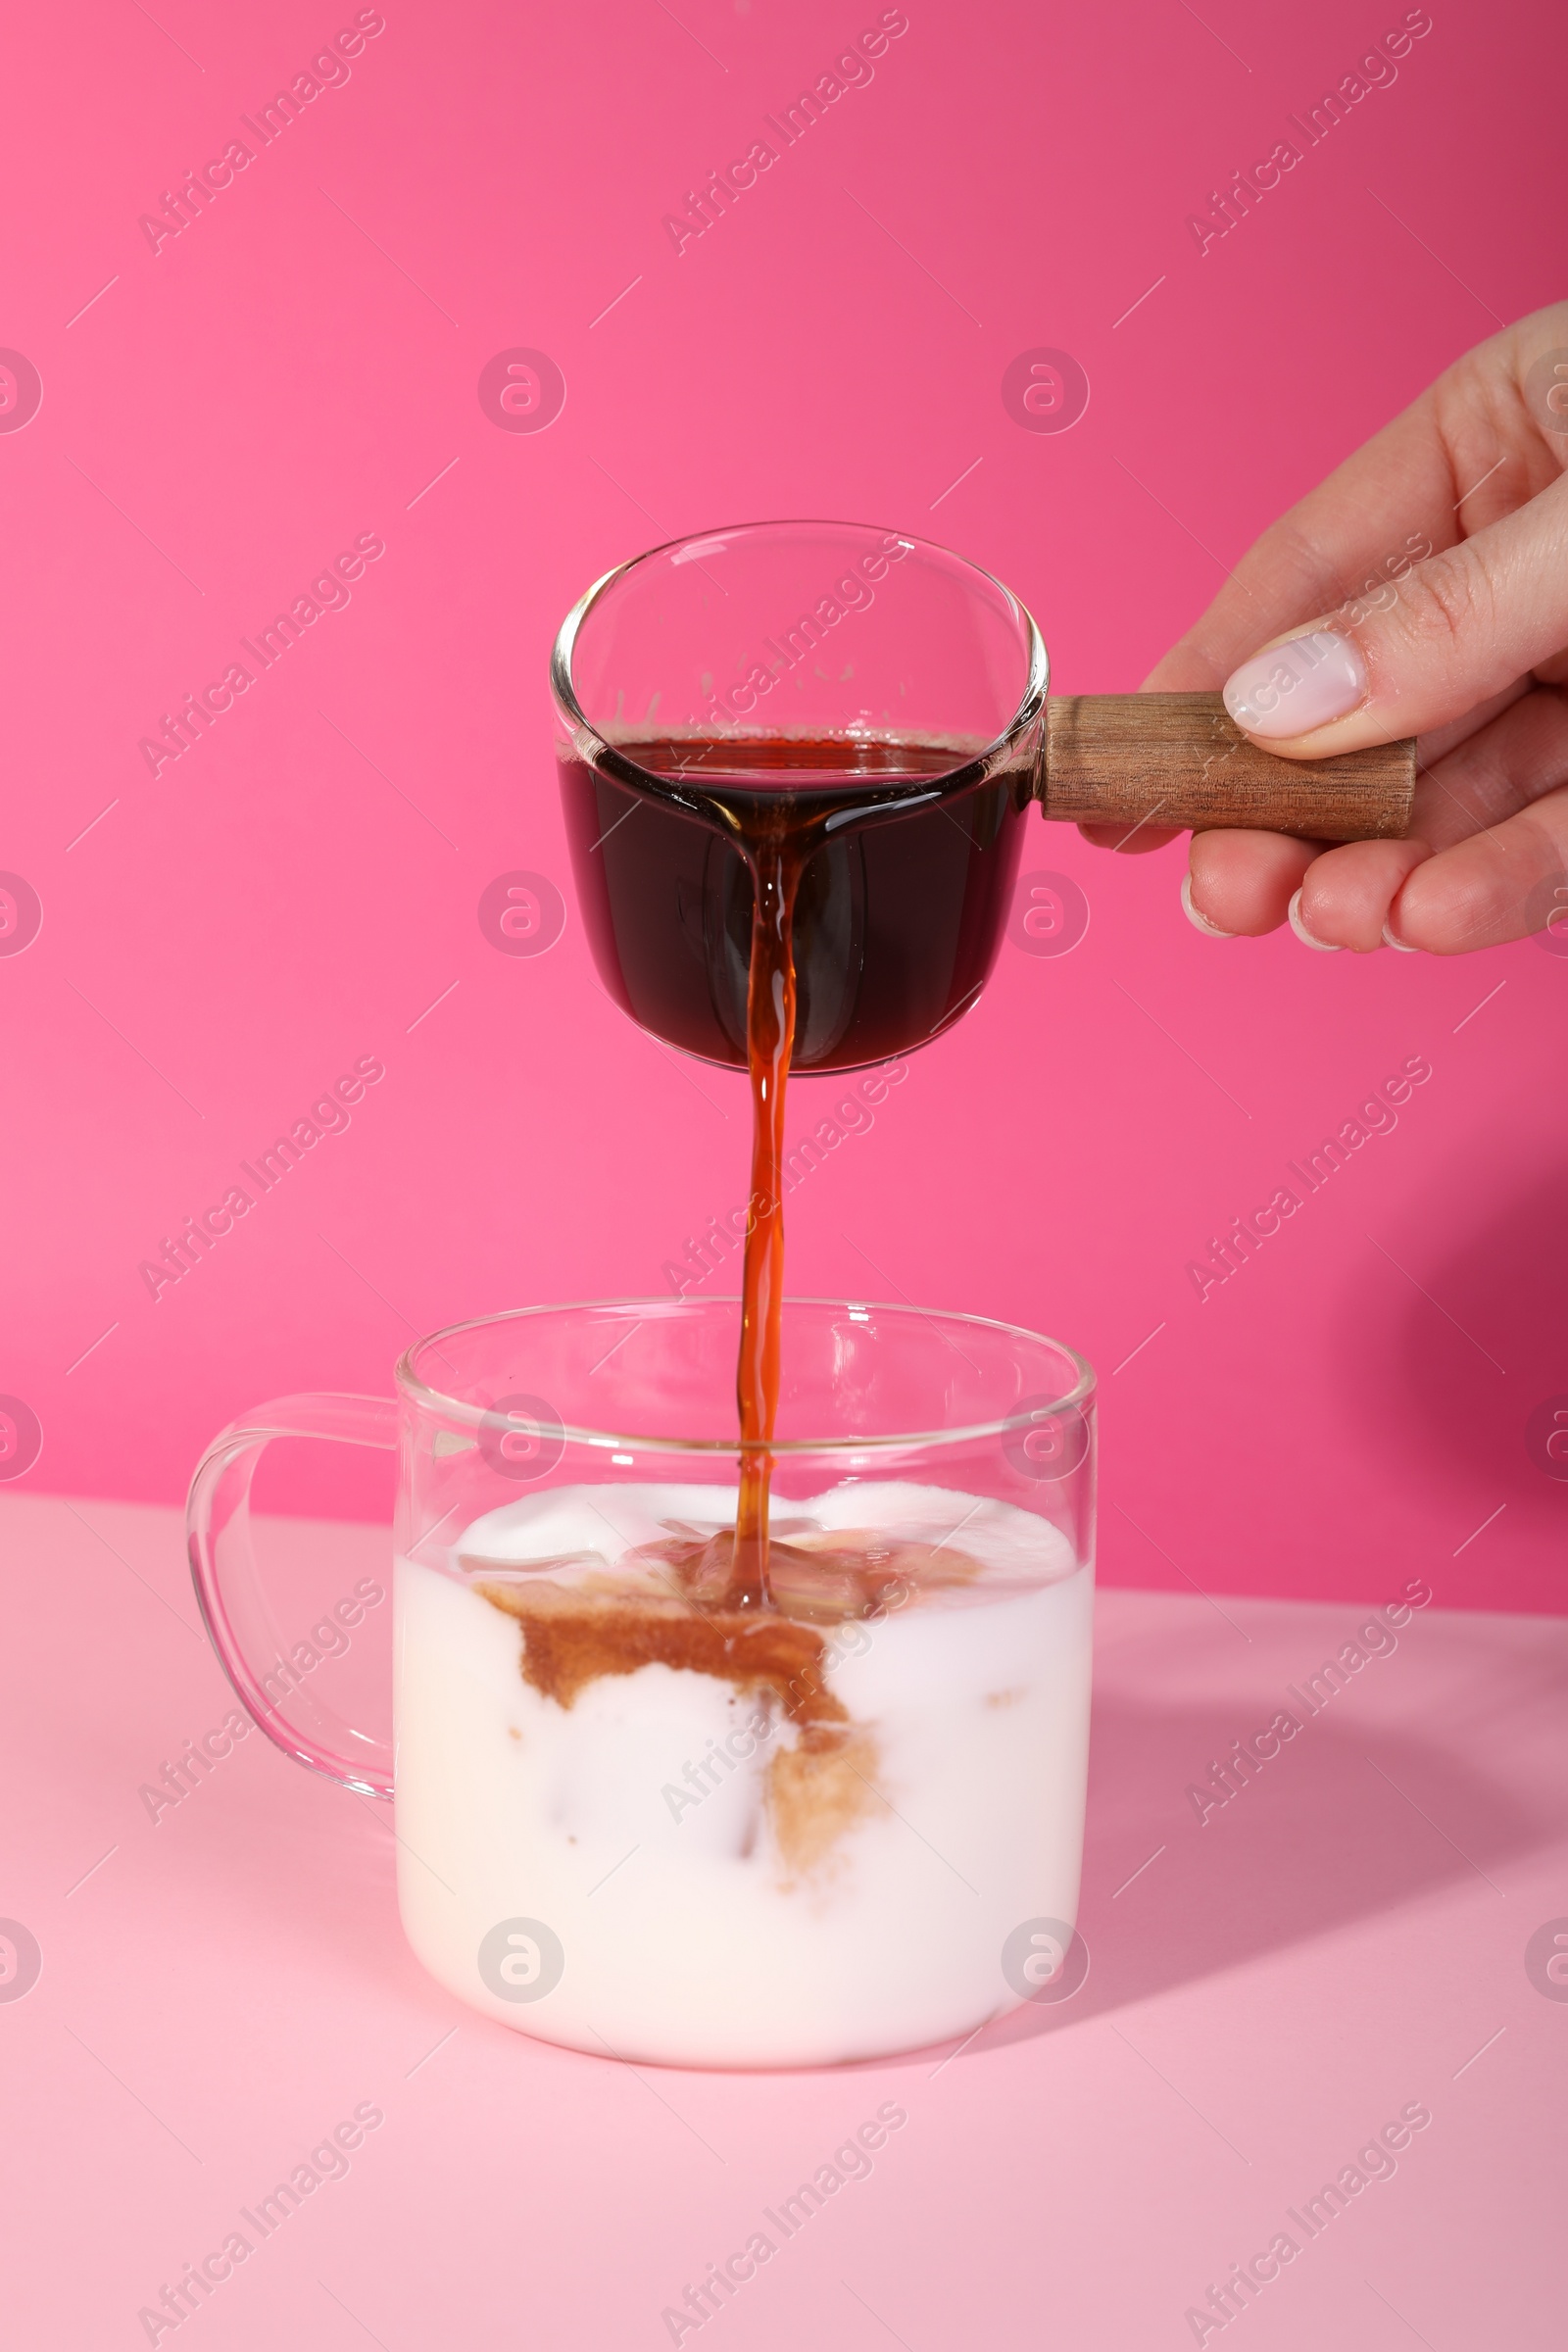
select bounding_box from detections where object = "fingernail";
[1382,918,1416,954]
[1288,888,1341,952]
[1223,629,1368,739]
[1181,873,1233,938]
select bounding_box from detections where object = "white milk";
[393,1481,1092,2067]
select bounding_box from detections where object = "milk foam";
[393,1481,1092,2067]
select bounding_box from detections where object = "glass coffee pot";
[551,517,1414,1072]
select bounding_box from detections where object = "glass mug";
[188,1298,1095,2069]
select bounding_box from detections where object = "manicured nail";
[1181,873,1233,938]
[1223,629,1368,739]
[1382,918,1416,953]
[1288,889,1341,952]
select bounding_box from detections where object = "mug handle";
[186,1394,399,1797]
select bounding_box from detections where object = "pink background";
[3,0,1567,1612]
[3,17,1566,2349]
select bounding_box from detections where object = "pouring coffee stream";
[732,798,797,1608]
[570,729,978,1609]
[552,522,1417,1609]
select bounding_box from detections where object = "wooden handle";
[1040,693,1415,841]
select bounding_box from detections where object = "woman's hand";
[1084,304,1568,953]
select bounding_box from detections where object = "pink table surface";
[3,1491,1565,2350]
[4,0,1567,1621]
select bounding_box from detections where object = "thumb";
[1218,468,1568,757]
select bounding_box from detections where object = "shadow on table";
[973,1675,1556,2060]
